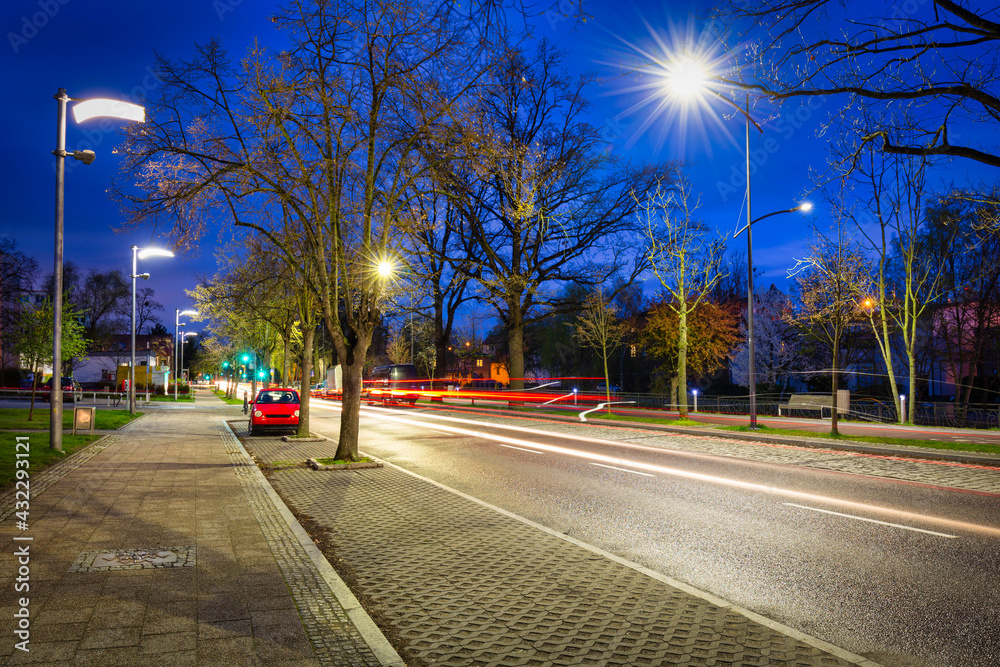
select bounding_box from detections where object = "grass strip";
[212,388,245,405]
[0,408,141,431]
[719,424,1000,456]
[150,394,195,402]
[314,456,372,465]
[0,432,102,490]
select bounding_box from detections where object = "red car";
[248,388,300,435]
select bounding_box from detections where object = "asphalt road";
[309,401,1000,667]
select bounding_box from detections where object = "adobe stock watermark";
[59,66,164,176]
[715,96,824,202]
[7,0,71,54]
[214,0,243,21]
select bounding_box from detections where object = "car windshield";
[256,390,299,404]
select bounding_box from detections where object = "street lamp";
[665,60,812,428]
[51,89,144,451]
[736,202,813,428]
[179,332,197,391]
[130,246,174,414]
[175,309,198,401]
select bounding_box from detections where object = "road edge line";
[367,453,883,667]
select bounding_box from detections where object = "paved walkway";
[0,390,397,665]
[242,426,881,666]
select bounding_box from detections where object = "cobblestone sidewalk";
[240,422,879,667]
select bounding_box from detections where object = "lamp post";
[51,90,144,451]
[736,202,813,428]
[130,246,174,414]
[665,62,812,428]
[175,309,198,401]
[179,332,197,392]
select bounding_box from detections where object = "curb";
[223,421,404,667]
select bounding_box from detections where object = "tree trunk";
[297,326,314,437]
[602,344,612,414]
[334,355,366,461]
[677,306,689,417]
[831,335,840,436]
[433,302,446,401]
[507,300,525,397]
[282,325,292,388]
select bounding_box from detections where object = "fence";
[564,390,1000,429]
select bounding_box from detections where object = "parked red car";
[248,388,300,435]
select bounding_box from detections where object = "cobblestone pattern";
[219,419,382,667]
[0,434,121,522]
[270,463,858,666]
[69,545,197,572]
[445,414,1000,494]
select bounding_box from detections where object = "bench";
[778,394,848,419]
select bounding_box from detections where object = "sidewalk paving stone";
[0,391,388,666]
[240,420,879,667]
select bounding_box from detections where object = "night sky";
[1,0,993,333]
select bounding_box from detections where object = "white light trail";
[500,445,544,454]
[311,402,1000,538]
[590,463,655,477]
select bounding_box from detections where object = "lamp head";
[668,57,709,99]
[139,273,150,280]
[72,98,145,124]
[138,247,174,260]
[798,202,814,213]
[377,259,394,278]
[72,150,96,165]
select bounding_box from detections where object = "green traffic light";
[242,354,250,362]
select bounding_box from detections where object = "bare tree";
[574,289,626,411]
[712,0,1000,168]
[116,0,480,459]
[436,39,669,392]
[788,225,870,435]
[641,178,727,416]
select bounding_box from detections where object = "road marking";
[590,463,655,477]
[499,444,544,454]
[425,429,456,436]
[784,503,958,538]
[315,403,1000,539]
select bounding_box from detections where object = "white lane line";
[425,429,456,436]
[590,463,655,477]
[500,444,544,454]
[315,402,1000,539]
[784,503,958,539]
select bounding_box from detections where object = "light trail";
[499,444,544,454]
[310,401,1000,539]
[590,463,656,477]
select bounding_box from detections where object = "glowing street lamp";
[130,246,174,414]
[175,309,198,401]
[665,59,812,428]
[51,89,144,450]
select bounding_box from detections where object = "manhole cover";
[69,545,196,572]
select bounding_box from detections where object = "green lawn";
[588,413,701,427]
[719,424,1000,456]
[0,408,141,431]
[0,432,102,491]
[150,394,195,402]
[212,388,244,405]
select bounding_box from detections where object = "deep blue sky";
[1,0,994,332]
